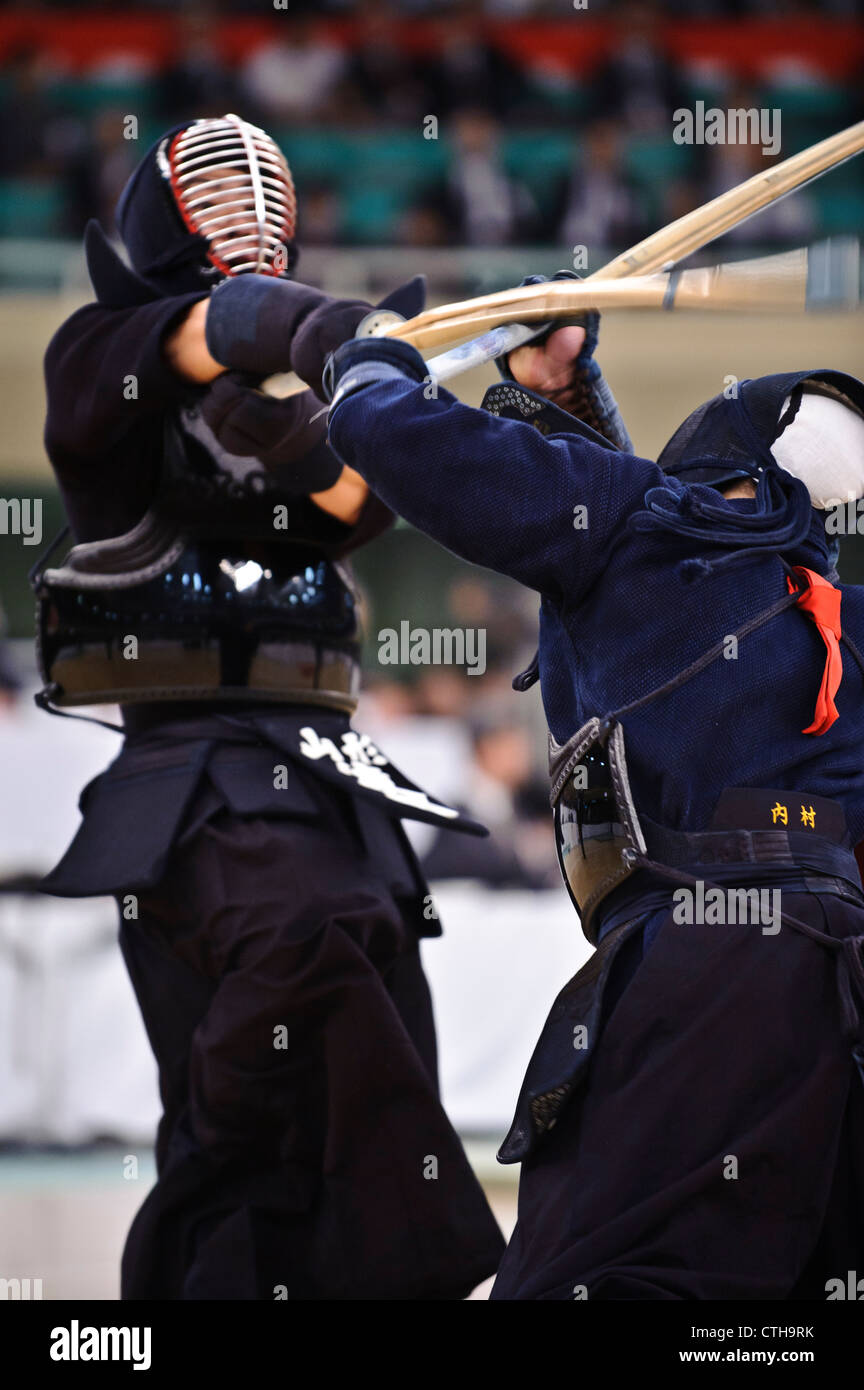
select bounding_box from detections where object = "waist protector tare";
[550,717,646,942]
[547,577,864,939]
[32,507,361,711]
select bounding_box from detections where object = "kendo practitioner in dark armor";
[37,114,504,1301]
[307,302,864,1300]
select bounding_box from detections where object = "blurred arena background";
[0,0,862,1299]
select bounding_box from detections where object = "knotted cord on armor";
[629,386,815,582]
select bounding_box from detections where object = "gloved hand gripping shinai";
[204,274,426,401]
[199,370,342,493]
[498,271,632,453]
[324,337,429,415]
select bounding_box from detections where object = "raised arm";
[44,290,371,526]
[44,293,209,458]
[325,335,660,599]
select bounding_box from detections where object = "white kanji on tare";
[298,727,458,819]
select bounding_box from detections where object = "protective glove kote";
[199,370,342,493]
[205,274,427,400]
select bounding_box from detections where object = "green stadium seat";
[622,136,693,224]
[503,131,572,177]
[813,184,864,236]
[0,179,65,237]
[625,135,694,185]
[762,82,849,125]
[275,130,357,183]
[342,186,408,244]
[520,75,586,121]
[56,77,155,119]
[342,132,447,194]
[682,77,728,109]
[502,130,573,206]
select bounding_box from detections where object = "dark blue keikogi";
[326,348,864,1300]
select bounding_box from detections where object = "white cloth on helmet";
[772,385,864,509]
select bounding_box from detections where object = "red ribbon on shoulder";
[787,565,843,736]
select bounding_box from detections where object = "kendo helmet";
[85,114,298,305]
[658,370,864,510]
[636,370,864,580]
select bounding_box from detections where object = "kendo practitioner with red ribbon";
[295,301,864,1300]
[36,115,503,1301]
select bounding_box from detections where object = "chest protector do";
[32,414,361,713]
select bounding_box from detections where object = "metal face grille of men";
[319,318,864,1301]
[36,115,504,1301]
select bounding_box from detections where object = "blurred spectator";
[656,171,705,229]
[396,193,451,247]
[438,108,539,246]
[421,10,522,121]
[553,120,648,258]
[158,8,239,124]
[421,711,558,889]
[590,0,688,135]
[0,45,56,177]
[360,674,418,723]
[448,575,537,671]
[414,668,474,720]
[748,0,850,17]
[464,715,536,825]
[341,7,432,125]
[295,178,347,245]
[706,97,817,245]
[847,59,864,125]
[59,110,139,237]
[0,600,21,715]
[513,778,563,886]
[240,15,348,125]
[0,3,858,251]
[484,0,550,13]
[12,1,864,16]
